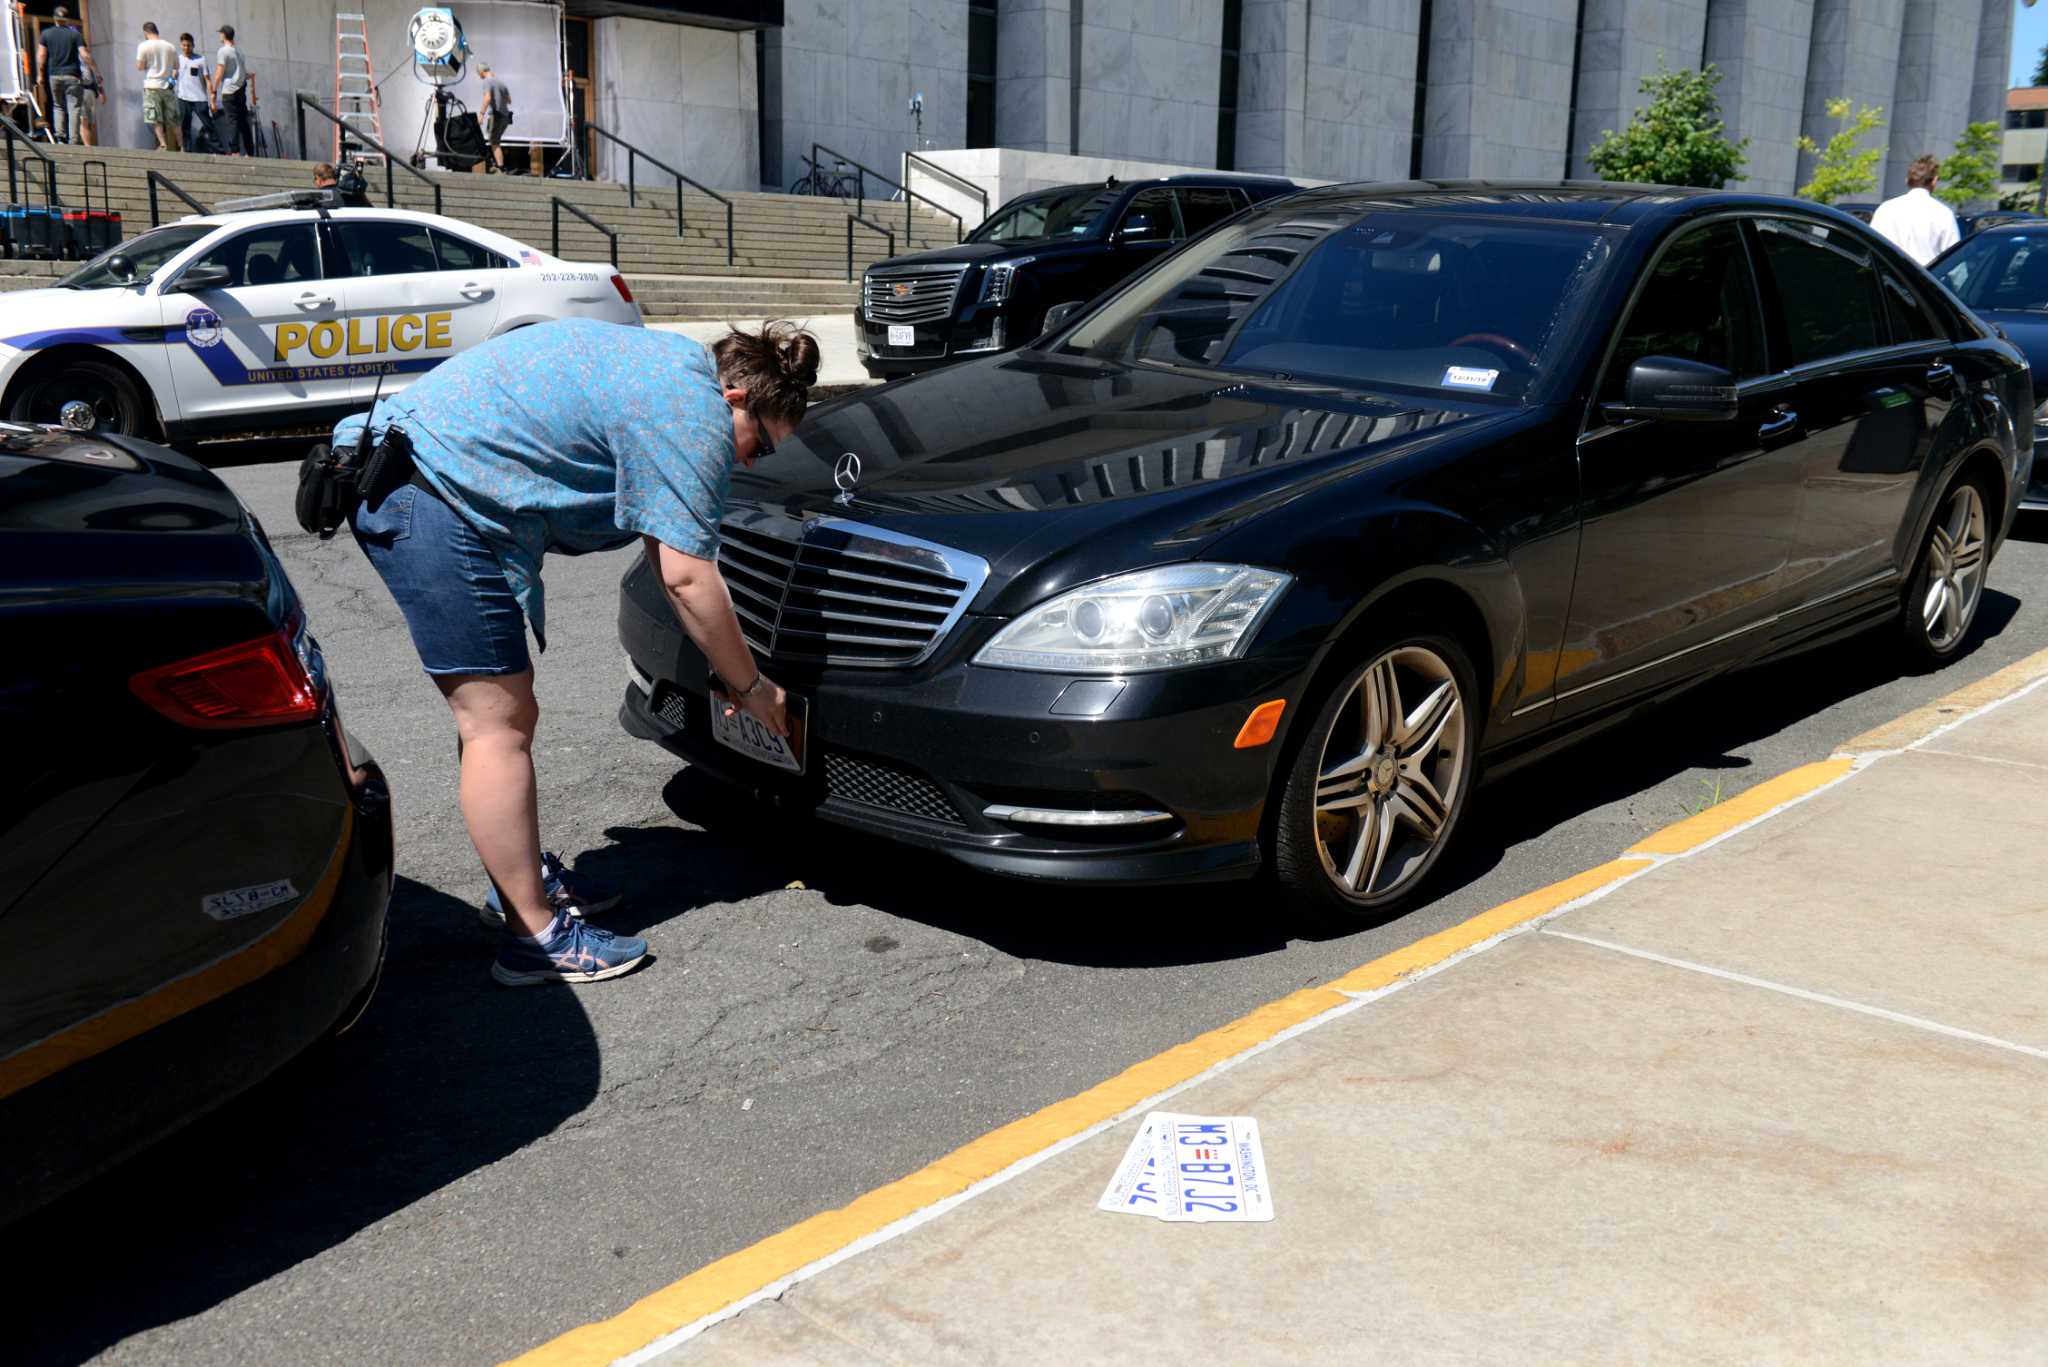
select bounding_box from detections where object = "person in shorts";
[478,63,513,173]
[335,320,815,986]
[136,22,179,151]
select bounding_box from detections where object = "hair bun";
[770,323,821,388]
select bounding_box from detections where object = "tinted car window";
[1600,221,1764,403]
[968,188,1120,243]
[1931,232,2048,311]
[1119,188,1180,242]
[187,224,320,289]
[1064,208,1615,401]
[1752,218,1886,367]
[433,229,507,271]
[330,220,438,277]
[1177,187,1242,236]
[1878,265,1945,343]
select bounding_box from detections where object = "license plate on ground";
[887,324,915,348]
[709,683,808,774]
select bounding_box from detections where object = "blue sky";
[2016,0,2048,85]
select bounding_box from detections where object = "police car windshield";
[61,225,215,290]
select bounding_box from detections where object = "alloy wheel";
[1920,482,1986,652]
[1311,644,1469,902]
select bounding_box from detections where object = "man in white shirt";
[135,22,179,150]
[174,33,217,153]
[1870,155,1960,266]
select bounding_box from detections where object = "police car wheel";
[7,360,146,437]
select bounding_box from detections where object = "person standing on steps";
[210,25,254,157]
[175,33,217,154]
[36,7,99,145]
[334,319,816,986]
[136,22,180,151]
[478,63,514,173]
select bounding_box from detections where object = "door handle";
[1925,360,1956,389]
[1758,408,1800,441]
[459,282,491,300]
[294,291,333,309]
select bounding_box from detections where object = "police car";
[0,189,642,440]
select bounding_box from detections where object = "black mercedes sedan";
[1928,222,2048,507]
[0,425,392,1223]
[856,174,1298,379]
[621,181,2031,920]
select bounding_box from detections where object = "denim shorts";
[351,483,533,677]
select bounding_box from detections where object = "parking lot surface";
[13,461,2046,1367]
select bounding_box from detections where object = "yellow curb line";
[504,646,2048,1367]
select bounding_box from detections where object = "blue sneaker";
[491,916,649,986]
[480,850,622,929]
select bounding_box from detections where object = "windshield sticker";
[201,879,299,921]
[1442,365,1499,392]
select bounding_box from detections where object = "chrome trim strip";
[626,658,654,695]
[1511,568,1899,717]
[982,804,1176,827]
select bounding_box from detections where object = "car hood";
[732,350,1517,609]
[872,239,1095,270]
[0,424,249,543]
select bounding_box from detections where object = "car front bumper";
[854,304,1010,378]
[617,562,1311,886]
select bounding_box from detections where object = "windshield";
[1930,231,2048,312]
[60,224,214,289]
[969,188,1120,244]
[1058,207,1615,401]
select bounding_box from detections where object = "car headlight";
[974,564,1292,674]
[980,258,1032,303]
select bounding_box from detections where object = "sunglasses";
[749,407,777,460]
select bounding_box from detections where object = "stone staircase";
[7,143,952,303]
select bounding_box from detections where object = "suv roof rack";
[213,188,347,214]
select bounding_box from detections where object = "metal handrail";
[584,122,734,265]
[813,142,964,245]
[0,116,59,206]
[846,213,894,282]
[904,150,987,228]
[553,196,618,268]
[295,94,443,216]
[147,169,210,226]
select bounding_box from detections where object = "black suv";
[856,174,1298,379]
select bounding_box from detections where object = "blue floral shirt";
[334,319,733,648]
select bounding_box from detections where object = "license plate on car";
[887,324,915,348]
[709,683,807,774]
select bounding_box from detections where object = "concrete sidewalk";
[653,665,2048,1365]
[650,316,870,394]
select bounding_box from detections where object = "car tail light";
[130,623,326,729]
[610,273,635,304]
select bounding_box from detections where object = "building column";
[995,0,1072,153]
[1570,0,1713,178]
[1883,0,1984,196]
[1234,0,1309,177]
[1423,0,1579,181]
[1794,0,1905,195]
[1702,0,1816,194]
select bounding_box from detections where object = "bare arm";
[641,537,790,736]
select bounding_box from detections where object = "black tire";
[1899,469,1995,670]
[6,357,149,437]
[1272,626,1480,924]
[789,175,815,196]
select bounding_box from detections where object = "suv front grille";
[824,751,964,825]
[716,511,990,668]
[863,264,967,324]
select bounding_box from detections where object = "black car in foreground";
[856,174,1298,379]
[0,425,392,1223]
[1929,222,2048,507]
[623,181,2031,919]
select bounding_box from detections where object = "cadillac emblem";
[891,281,912,299]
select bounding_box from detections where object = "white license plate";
[887,324,915,348]
[709,686,807,774]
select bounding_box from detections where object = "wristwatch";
[737,672,768,699]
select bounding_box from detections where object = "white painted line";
[1913,747,2048,774]
[1544,930,2048,1062]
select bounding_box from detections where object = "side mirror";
[1041,300,1084,334]
[104,253,136,283]
[1602,355,1738,423]
[174,262,233,292]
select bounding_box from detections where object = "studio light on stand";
[407,6,483,172]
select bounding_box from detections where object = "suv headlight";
[980,258,1032,303]
[974,564,1292,674]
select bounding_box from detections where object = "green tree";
[1796,98,1885,205]
[1586,57,1748,189]
[2033,44,2048,87]
[1937,121,2003,209]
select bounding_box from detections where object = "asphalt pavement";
[12,459,2046,1367]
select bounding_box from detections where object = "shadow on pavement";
[11,877,601,1367]
[594,593,2024,968]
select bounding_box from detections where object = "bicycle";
[789,153,860,200]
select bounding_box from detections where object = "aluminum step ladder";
[334,12,385,165]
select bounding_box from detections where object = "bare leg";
[438,670,553,938]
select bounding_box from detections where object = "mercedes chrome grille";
[716,510,990,668]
